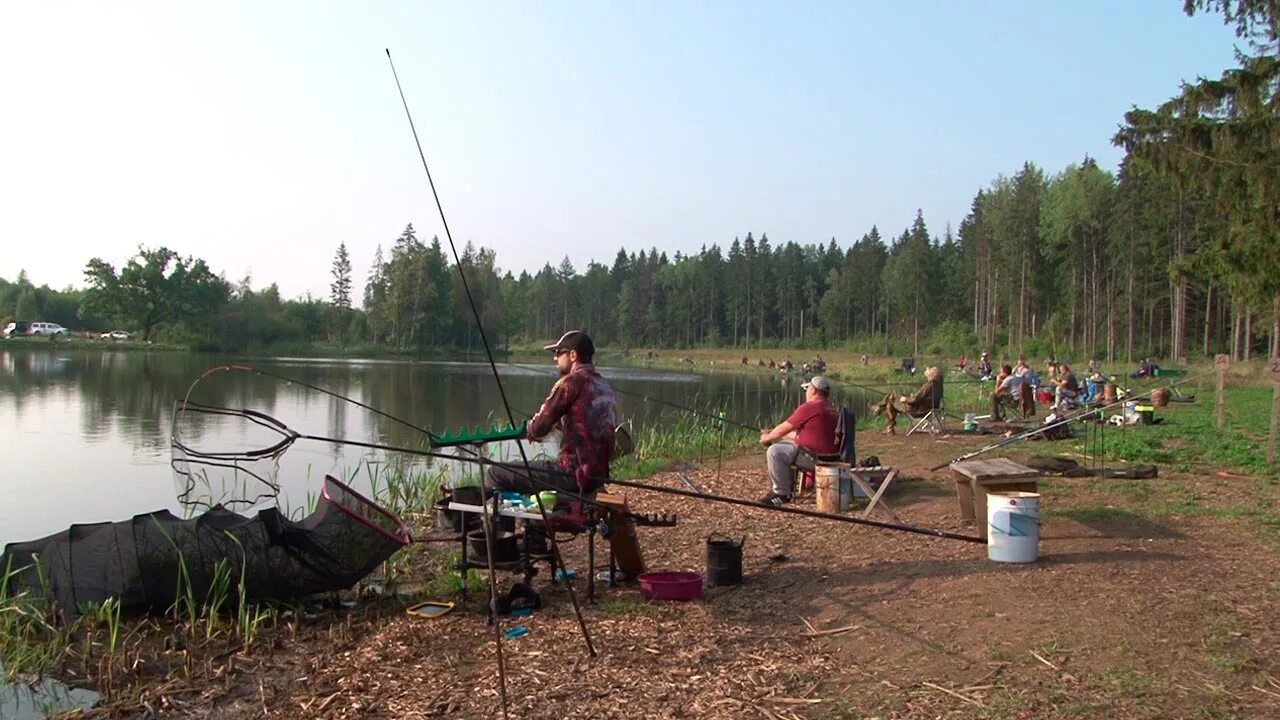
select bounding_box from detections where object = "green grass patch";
[976,688,1034,719]
[597,595,665,619]
[421,554,485,597]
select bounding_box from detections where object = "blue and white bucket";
[987,491,1040,563]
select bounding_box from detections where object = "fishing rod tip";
[385,48,391,57]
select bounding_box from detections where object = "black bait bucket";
[706,533,745,586]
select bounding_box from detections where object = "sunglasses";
[554,349,571,357]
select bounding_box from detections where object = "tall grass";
[612,408,756,479]
[1,557,69,682]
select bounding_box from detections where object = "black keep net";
[1,476,410,613]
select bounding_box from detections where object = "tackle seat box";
[949,458,1041,539]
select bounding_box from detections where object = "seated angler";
[1053,363,1080,409]
[757,376,838,506]
[873,366,942,434]
[990,364,1022,420]
[485,330,616,498]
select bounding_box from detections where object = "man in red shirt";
[757,375,838,506]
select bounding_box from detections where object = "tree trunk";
[1245,312,1253,361]
[1126,238,1135,365]
[1019,251,1028,348]
[1107,270,1115,363]
[1203,283,1213,358]
[1233,312,1242,361]
[1273,294,1280,359]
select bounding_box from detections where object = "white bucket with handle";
[987,491,1040,563]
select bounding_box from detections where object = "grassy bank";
[0,336,186,352]
[1028,384,1280,550]
[0,409,758,702]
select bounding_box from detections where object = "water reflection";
[0,349,871,546]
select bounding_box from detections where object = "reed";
[613,409,756,479]
[0,556,69,682]
[223,532,269,645]
[203,558,233,641]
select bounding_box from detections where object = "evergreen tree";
[330,243,353,310]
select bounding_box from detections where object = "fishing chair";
[905,379,945,436]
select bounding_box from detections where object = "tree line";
[4,1,1275,363]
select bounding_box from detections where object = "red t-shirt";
[786,399,838,455]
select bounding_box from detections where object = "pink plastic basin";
[637,571,703,601]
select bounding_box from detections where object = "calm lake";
[0,349,837,547]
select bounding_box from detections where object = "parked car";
[29,322,69,336]
[101,330,131,341]
[3,320,31,337]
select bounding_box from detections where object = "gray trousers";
[767,442,816,496]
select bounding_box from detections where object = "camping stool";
[847,466,901,521]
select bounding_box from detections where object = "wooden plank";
[950,457,1040,482]
[954,473,976,522]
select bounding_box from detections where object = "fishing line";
[386,49,595,681]
[508,360,768,433]
[176,400,985,545]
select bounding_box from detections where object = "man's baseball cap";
[801,375,830,392]
[543,330,595,360]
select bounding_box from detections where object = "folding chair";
[906,377,945,436]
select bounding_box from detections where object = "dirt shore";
[111,418,1273,720]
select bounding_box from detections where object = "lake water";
[0,349,833,547]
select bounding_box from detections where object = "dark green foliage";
[80,246,229,342]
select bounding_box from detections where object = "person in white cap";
[872,366,942,434]
[485,330,617,496]
[757,375,838,506]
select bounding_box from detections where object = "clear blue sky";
[0,1,1242,302]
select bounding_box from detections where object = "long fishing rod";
[175,400,985,545]
[929,369,1212,471]
[604,476,984,543]
[386,53,605,709]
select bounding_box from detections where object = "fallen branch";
[921,681,984,707]
[1252,685,1280,701]
[1030,650,1079,683]
[1029,651,1059,671]
[803,624,860,637]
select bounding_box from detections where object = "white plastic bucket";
[987,491,1040,563]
